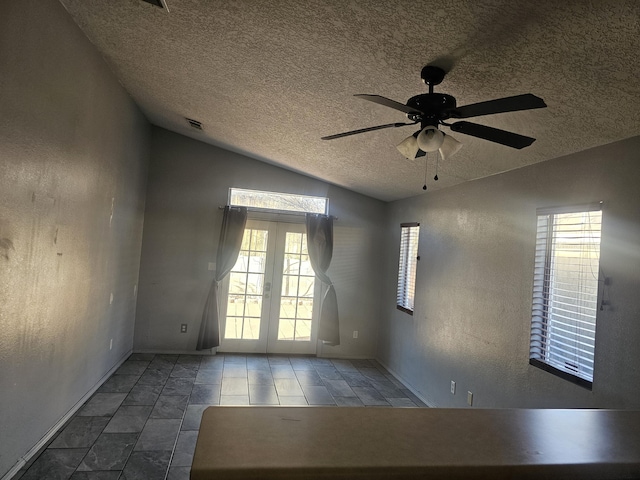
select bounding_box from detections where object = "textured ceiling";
[59,0,640,201]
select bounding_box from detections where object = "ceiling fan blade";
[321,122,416,140]
[450,121,536,149]
[451,94,546,119]
[355,94,424,115]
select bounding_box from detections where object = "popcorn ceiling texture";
[59,0,640,201]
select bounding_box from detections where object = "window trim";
[529,202,603,389]
[396,222,420,315]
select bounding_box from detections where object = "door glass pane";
[277,232,315,341]
[224,228,268,340]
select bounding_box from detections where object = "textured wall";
[0,1,149,476]
[135,127,386,358]
[378,136,640,408]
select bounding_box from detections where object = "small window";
[229,188,328,215]
[529,203,603,389]
[397,223,420,315]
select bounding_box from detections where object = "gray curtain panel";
[306,213,340,346]
[197,206,248,350]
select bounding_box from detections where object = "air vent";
[141,0,169,11]
[186,118,203,131]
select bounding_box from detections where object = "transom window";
[529,203,603,388]
[397,223,420,315]
[229,188,328,215]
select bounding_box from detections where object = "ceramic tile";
[294,369,324,386]
[194,369,222,384]
[270,365,296,379]
[189,384,221,405]
[247,369,274,385]
[220,377,248,396]
[149,395,189,418]
[301,385,335,405]
[134,419,181,451]
[161,377,194,396]
[115,361,150,376]
[122,384,163,406]
[21,448,87,480]
[222,364,247,378]
[169,364,197,378]
[315,367,343,381]
[170,431,198,467]
[77,433,138,471]
[121,451,171,480]
[97,375,140,394]
[352,387,390,406]
[219,395,250,406]
[103,406,152,433]
[77,394,127,417]
[274,378,304,397]
[49,417,110,448]
[334,396,365,407]
[181,405,209,430]
[387,397,418,407]
[248,385,279,405]
[166,466,191,480]
[323,379,356,397]
[70,471,121,479]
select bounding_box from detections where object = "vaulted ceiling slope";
[60,0,640,201]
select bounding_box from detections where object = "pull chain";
[434,150,439,181]
[423,152,428,190]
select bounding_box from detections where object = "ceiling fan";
[321,65,546,163]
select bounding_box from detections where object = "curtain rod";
[218,205,337,220]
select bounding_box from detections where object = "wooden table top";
[191,406,640,479]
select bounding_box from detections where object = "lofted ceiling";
[59,0,640,202]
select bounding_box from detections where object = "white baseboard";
[2,349,132,480]
[376,359,438,408]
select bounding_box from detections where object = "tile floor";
[14,353,426,480]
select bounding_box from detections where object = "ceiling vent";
[141,0,169,11]
[186,118,203,131]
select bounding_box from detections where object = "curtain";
[306,214,340,346]
[197,206,248,350]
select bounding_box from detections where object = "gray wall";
[0,1,149,477]
[135,127,386,358]
[378,136,640,409]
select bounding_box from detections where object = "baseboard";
[2,349,132,480]
[376,359,438,408]
[133,349,217,355]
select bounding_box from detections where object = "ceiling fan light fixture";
[396,135,420,160]
[439,133,463,161]
[416,126,444,152]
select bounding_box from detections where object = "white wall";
[378,136,640,409]
[134,127,387,358]
[0,1,149,477]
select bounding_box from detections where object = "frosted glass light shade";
[396,135,420,160]
[439,133,462,160]
[416,126,444,152]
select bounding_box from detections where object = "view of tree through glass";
[225,228,268,340]
[278,232,314,341]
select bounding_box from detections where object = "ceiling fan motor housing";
[406,93,457,127]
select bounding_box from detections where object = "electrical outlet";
[181,324,188,333]
[450,381,456,394]
[208,262,216,271]
[467,391,473,406]
[353,330,358,339]
[109,339,113,350]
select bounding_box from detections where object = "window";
[229,188,328,215]
[397,223,420,314]
[529,203,603,388]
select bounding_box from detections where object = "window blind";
[397,223,420,314]
[529,204,602,387]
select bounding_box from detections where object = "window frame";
[396,222,420,315]
[529,203,603,390]
[228,188,328,215]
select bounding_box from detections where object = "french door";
[218,220,320,354]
